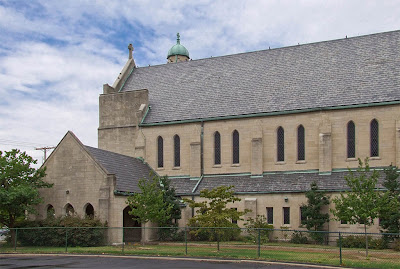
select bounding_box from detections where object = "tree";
[331,158,380,257]
[126,173,180,226]
[301,181,330,244]
[378,164,400,236]
[0,149,52,245]
[184,185,250,250]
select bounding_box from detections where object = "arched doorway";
[65,203,74,216]
[123,206,141,242]
[84,203,94,218]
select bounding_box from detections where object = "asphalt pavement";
[0,254,345,269]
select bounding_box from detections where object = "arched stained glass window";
[347,121,355,158]
[277,127,285,162]
[232,130,239,164]
[157,136,164,168]
[174,135,180,167]
[214,131,221,165]
[297,125,305,161]
[370,119,379,157]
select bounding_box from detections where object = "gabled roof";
[85,146,153,193]
[122,30,400,125]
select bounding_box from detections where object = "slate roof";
[85,146,153,193]
[170,171,386,195]
[122,30,400,124]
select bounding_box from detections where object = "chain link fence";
[1,227,400,268]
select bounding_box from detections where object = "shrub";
[13,216,107,247]
[244,215,273,244]
[188,222,241,242]
[338,235,388,250]
[158,225,185,242]
[290,231,309,244]
[393,239,400,251]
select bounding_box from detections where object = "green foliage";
[338,235,388,250]
[244,215,273,243]
[393,239,400,251]
[0,149,52,230]
[378,164,400,235]
[331,158,380,226]
[290,231,309,244]
[301,181,330,243]
[126,173,180,226]
[11,216,107,247]
[331,158,380,256]
[184,185,250,242]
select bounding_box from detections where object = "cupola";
[167,33,190,63]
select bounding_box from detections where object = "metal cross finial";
[177,33,180,44]
[128,44,134,59]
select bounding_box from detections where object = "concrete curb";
[0,253,351,269]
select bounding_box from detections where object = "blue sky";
[1,0,400,164]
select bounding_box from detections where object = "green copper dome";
[167,33,190,58]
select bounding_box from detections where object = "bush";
[338,235,388,250]
[158,226,185,242]
[12,216,107,247]
[188,222,241,242]
[244,215,273,244]
[393,239,400,251]
[290,231,309,244]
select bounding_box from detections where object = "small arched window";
[174,135,180,167]
[214,131,221,165]
[297,125,305,161]
[157,136,164,168]
[370,119,379,157]
[46,204,55,219]
[232,130,239,164]
[347,121,355,158]
[65,203,74,217]
[85,203,94,219]
[277,127,285,162]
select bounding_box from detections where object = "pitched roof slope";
[122,30,400,124]
[169,171,386,195]
[85,146,152,193]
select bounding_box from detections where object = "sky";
[1,0,400,165]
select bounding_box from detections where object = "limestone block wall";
[179,192,381,234]
[98,89,148,156]
[141,123,201,177]
[138,104,400,177]
[36,133,112,224]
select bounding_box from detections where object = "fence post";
[65,228,68,252]
[14,229,18,251]
[122,227,125,254]
[257,229,261,258]
[339,232,342,265]
[185,226,188,255]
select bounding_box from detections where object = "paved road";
[0,254,338,269]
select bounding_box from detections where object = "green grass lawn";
[1,242,399,269]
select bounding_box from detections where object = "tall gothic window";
[347,121,355,158]
[370,119,379,157]
[174,135,180,167]
[214,131,221,165]
[297,125,305,161]
[232,130,239,164]
[157,136,164,168]
[277,127,285,162]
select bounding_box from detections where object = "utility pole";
[35,146,56,163]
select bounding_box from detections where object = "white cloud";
[1,0,400,163]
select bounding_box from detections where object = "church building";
[37,30,400,243]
